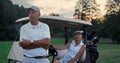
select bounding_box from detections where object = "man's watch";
[30,40,34,43]
[30,40,34,45]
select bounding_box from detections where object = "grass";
[0,41,13,63]
[97,41,120,63]
[0,38,120,63]
[51,37,73,45]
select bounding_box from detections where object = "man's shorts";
[22,57,50,63]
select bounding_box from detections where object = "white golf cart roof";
[16,15,92,27]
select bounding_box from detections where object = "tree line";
[98,0,120,43]
[0,0,27,40]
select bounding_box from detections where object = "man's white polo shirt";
[20,22,51,57]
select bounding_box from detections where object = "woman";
[53,31,86,63]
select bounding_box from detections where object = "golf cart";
[7,15,99,63]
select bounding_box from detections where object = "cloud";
[11,0,106,18]
[61,10,75,18]
[29,0,76,14]
[11,0,32,7]
[11,0,76,18]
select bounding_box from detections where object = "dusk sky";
[11,0,106,18]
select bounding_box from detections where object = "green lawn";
[0,38,120,63]
[97,41,120,63]
[0,41,13,63]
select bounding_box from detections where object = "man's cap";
[28,6,40,13]
[73,31,83,36]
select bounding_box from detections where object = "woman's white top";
[67,40,84,58]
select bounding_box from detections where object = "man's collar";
[28,21,41,28]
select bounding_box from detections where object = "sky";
[11,0,106,18]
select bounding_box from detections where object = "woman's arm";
[53,42,70,50]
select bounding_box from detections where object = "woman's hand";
[67,60,73,63]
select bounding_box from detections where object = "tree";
[103,0,120,43]
[105,0,120,15]
[104,11,120,43]
[49,12,59,16]
[0,0,27,40]
[74,0,102,22]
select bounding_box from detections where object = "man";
[19,6,51,63]
[53,31,86,63]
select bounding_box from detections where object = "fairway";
[0,41,13,63]
[0,38,120,63]
[97,41,120,63]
